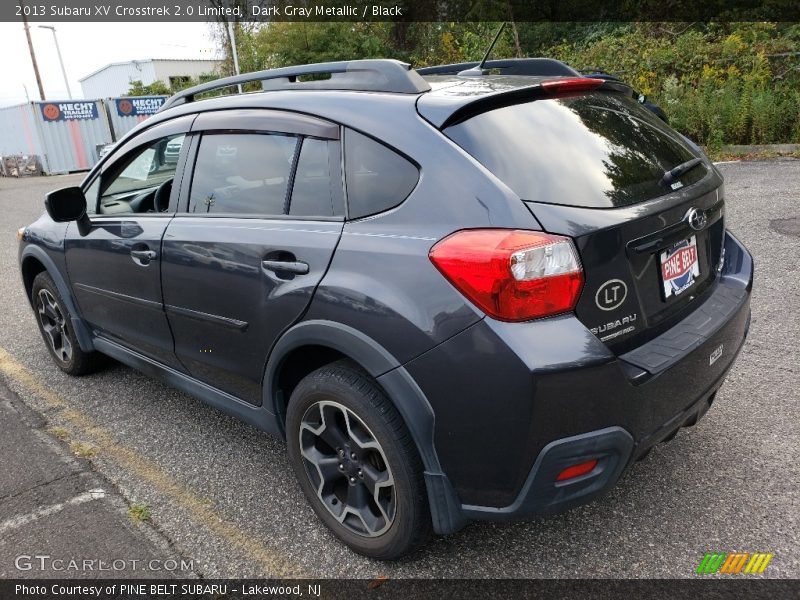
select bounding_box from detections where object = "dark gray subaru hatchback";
[18,59,753,559]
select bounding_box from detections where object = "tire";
[31,272,104,376]
[286,360,432,559]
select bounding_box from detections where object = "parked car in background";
[18,58,753,559]
[164,136,183,164]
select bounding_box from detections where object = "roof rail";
[159,59,431,112]
[417,58,579,78]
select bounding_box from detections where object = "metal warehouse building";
[79,58,221,98]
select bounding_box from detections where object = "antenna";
[478,23,507,71]
[458,22,507,78]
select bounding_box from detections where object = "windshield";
[445,91,707,208]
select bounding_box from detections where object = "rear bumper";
[463,359,738,521]
[406,230,752,523]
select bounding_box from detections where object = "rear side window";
[445,92,707,208]
[289,138,343,217]
[344,130,419,219]
[189,133,297,215]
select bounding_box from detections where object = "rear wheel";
[32,272,103,376]
[286,361,431,559]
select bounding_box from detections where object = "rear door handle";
[261,260,309,275]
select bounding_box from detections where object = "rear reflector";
[556,459,599,482]
[540,77,604,94]
[429,229,584,322]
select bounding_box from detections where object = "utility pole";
[20,0,45,100]
[227,19,242,93]
[39,26,72,99]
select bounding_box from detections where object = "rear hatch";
[440,86,725,351]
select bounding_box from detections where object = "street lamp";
[38,25,72,100]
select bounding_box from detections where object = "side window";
[100,134,185,214]
[344,129,419,219]
[289,138,342,218]
[188,133,297,215]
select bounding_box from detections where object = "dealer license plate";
[660,235,700,298]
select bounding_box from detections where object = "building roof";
[79,58,220,82]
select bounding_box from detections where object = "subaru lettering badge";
[686,207,708,231]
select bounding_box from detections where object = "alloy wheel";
[299,400,396,537]
[36,289,72,363]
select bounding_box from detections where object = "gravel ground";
[0,160,797,579]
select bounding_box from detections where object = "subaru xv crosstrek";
[18,59,753,559]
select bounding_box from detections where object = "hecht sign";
[115,97,166,117]
[39,102,98,121]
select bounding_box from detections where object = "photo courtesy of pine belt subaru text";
[18,58,753,559]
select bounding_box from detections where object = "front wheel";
[286,361,431,559]
[31,272,104,376]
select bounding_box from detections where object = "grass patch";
[128,503,151,523]
[48,426,70,441]
[69,441,97,458]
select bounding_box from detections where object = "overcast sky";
[0,22,218,107]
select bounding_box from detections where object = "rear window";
[445,92,706,208]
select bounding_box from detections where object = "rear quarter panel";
[297,94,542,365]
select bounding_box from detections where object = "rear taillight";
[429,229,584,322]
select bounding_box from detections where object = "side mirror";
[44,187,92,236]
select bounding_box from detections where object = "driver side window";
[99,134,185,215]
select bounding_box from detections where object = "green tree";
[125,79,171,96]
[126,74,218,97]
[209,20,800,146]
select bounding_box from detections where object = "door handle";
[131,249,157,263]
[261,259,309,275]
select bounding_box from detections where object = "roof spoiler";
[417,58,580,78]
[438,77,632,129]
[159,59,431,112]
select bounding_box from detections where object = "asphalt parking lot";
[0,160,798,579]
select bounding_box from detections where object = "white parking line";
[713,160,742,165]
[0,489,106,534]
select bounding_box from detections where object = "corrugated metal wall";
[0,103,45,162]
[0,96,166,175]
[106,96,167,141]
[34,100,113,174]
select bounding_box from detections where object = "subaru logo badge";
[686,208,707,231]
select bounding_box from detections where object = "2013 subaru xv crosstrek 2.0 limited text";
[18,59,753,559]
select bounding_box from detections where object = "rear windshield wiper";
[660,157,703,187]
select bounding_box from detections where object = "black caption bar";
[5,0,800,22]
[2,579,798,600]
